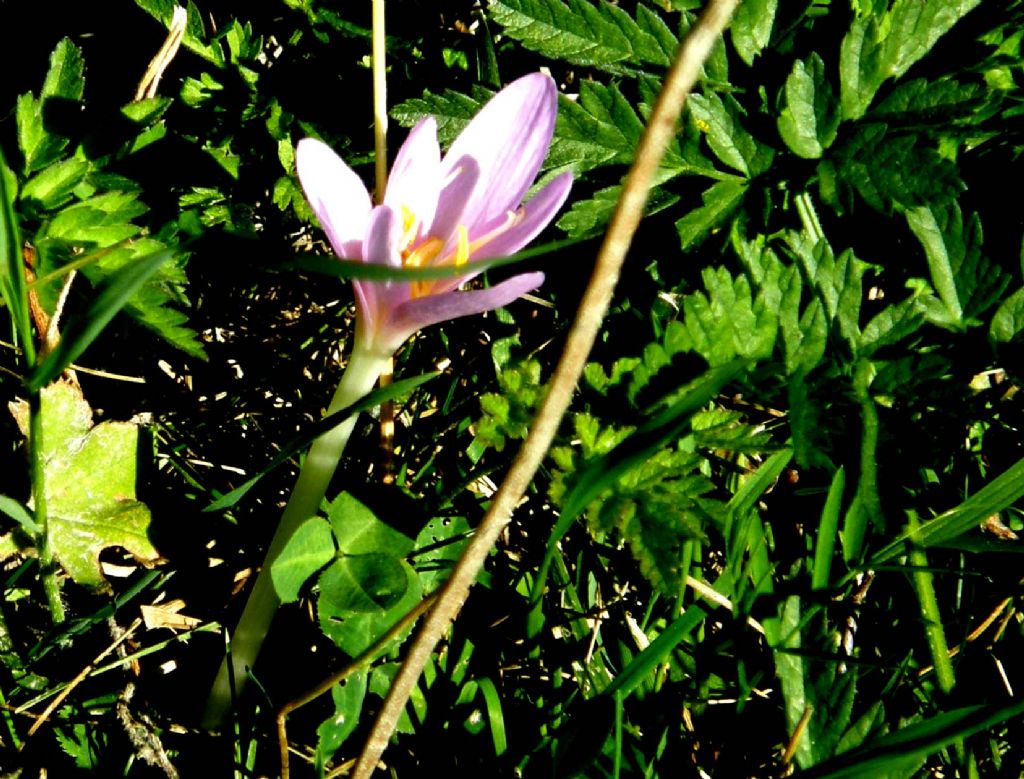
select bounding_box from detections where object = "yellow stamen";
[404,236,445,269]
[399,205,419,250]
[455,225,470,267]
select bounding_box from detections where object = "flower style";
[296,72,573,357]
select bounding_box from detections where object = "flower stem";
[203,338,391,729]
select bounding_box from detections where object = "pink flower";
[296,73,573,356]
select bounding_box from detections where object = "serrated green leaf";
[858,295,926,357]
[730,0,777,65]
[676,180,747,250]
[271,516,335,603]
[905,204,963,323]
[392,87,488,146]
[20,157,91,210]
[682,267,777,366]
[326,492,415,557]
[778,54,839,159]
[688,92,773,177]
[134,0,226,66]
[840,1,981,121]
[990,286,1024,343]
[557,182,679,238]
[121,96,172,125]
[41,38,85,102]
[9,383,159,591]
[488,0,671,71]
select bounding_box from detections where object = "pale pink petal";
[440,73,558,231]
[382,271,544,349]
[296,138,372,259]
[471,173,573,260]
[429,173,572,296]
[428,157,480,242]
[354,206,403,336]
[384,118,441,237]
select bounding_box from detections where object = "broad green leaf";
[688,92,774,177]
[319,554,409,614]
[772,596,815,768]
[318,559,422,657]
[676,180,747,250]
[326,492,415,557]
[271,516,335,603]
[990,286,1024,343]
[777,54,840,159]
[8,383,159,591]
[557,182,680,238]
[413,514,471,591]
[730,0,777,65]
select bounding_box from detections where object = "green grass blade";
[791,698,1024,779]
[25,245,177,392]
[812,467,845,591]
[0,149,35,365]
[872,455,1024,564]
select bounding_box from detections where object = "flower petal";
[384,117,441,237]
[440,73,558,230]
[382,271,544,350]
[355,205,404,337]
[428,157,480,242]
[471,173,573,261]
[296,138,372,259]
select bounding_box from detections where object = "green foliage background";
[1,0,1024,776]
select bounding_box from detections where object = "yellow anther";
[399,205,420,250]
[404,236,444,269]
[455,225,470,267]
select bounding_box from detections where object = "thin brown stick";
[351,2,740,775]
[277,593,437,779]
[22,618,142,740]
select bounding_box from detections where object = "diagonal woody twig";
[351,1,741,775]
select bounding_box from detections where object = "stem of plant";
[30,393,64,625]
[202,338,391,729]
[352,1,741,774]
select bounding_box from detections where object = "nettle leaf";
[777,54,840,159]
[676,179,748,250]
[907,202,1010,326]
[990,287,1024,344]
[557,181,680,238]
[272,516,335,604]
[840,0,982,121]
[834,126,964,212]
[688,92,774,178]
[17,39,85,174]
[681,267,778,366]
[8,382,160,592]
[551,81,685,173]
[730,0,777,65]
[392,87,489,146]
[473,359,544,453]
[488,0,675,72]
[20,157,91,210]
